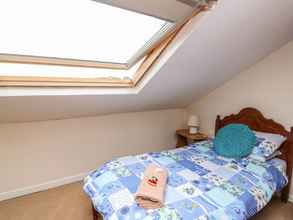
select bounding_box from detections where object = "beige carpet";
[0,181,292,220]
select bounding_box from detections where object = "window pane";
[0,0,172,64]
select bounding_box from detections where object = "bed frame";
[215,107,293,203]
[93,107,293,220]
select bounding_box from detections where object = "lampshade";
[188,115,199,127]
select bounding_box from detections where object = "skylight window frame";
[0,21,175,70]
[0,31,176,88]
[0,6,207,88]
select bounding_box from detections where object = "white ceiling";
[0,0,293,123]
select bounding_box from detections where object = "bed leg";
[281,185,290,203]
[92,204,99,220]
[282,129,293,203]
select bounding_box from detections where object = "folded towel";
[135,163,168,209]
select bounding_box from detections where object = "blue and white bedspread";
[83,141,288,220]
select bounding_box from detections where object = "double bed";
[84,108,292,220]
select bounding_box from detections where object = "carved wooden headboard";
[215,107,293,203]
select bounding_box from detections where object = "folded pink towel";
[135,164,168,209]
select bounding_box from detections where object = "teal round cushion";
[213,124,256,159]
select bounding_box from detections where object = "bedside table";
[176,129,209,148]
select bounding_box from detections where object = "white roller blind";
[94,0,198,22]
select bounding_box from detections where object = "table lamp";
[188,115,200,134]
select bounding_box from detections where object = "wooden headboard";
[215,107,293,203]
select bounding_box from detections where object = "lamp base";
[189,127,199,134]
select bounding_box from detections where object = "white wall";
[0,109,185,199]
[187,40,293,198]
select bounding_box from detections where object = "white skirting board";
[0,172,89,202]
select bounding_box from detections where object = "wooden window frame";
[0,7,207,87]
[0,54,128,70]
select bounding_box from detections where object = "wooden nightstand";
[176,129,209,148]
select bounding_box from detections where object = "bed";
[84,107,293,220]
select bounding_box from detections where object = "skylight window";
[0,0,215,87]
[0,0,173,68]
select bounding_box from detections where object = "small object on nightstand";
[176,129,208,148]
[188,115,200,134]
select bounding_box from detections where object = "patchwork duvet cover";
[83,141,288,220]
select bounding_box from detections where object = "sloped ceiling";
[0,0,293,123]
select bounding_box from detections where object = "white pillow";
[265,150,282,161]
[254,131,286,145]
[249,131,286,162]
